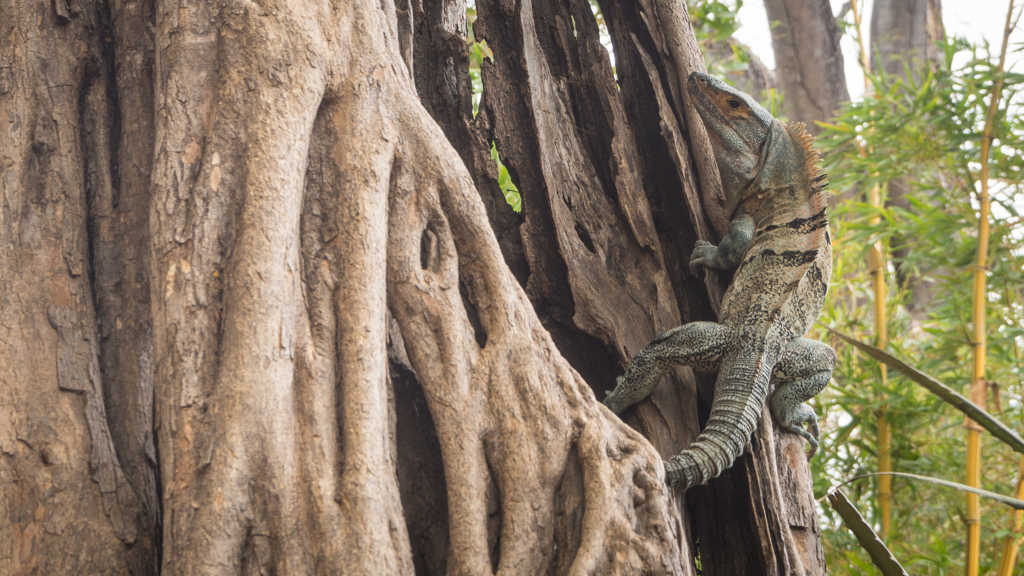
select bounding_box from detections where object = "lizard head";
[688,72,787,214]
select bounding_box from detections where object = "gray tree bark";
[705,37,779,101]
[871,0,945,79]
[870,0,945,315]
[763,0,850,133]
[0,0,828,573]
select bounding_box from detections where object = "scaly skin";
[603,72,835,490]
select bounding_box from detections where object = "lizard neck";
[733,119,824,227]
[741,182,820,230]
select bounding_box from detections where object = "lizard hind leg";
[770,337,836,455]
[603,322,728,415]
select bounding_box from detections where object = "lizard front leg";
[770,337,836,455]
[689,213,755,273]
[603,322,728,414]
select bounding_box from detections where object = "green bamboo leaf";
[835,472,1024,510]
[826,489,909,576]
[818,120,854,133]
[827,328,1024,455]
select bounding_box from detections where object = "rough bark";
[1,0,829,572]
[763,0,850,133]
[705,38,779,102]
[0,0,156,572]
[467,0,826,572]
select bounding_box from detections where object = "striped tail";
[664,351,775,489]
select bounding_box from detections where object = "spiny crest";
[786,121,829,193]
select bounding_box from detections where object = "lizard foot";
[688,241,717,274]
[784,419,819,459]
[776,401,820,459]
[602,376,627,414]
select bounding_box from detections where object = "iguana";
[603,72,835,490]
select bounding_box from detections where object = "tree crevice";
[3,0,829,571]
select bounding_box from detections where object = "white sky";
[733,0,1023,100]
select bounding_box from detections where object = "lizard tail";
[664,357,773,489]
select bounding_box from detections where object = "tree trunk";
[870,0,944,79]
[0,0,827,573]
[0,0,157,572]
[870,0,945,314]
[763,0,850,133]
[705,37,778,102]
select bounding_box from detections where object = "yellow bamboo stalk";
[849,0,871,77]
[997,459,1024,576]
[966,2,1015,574]
[997,289,1024,575]
[850,0,892,539]
[868,185,892,539]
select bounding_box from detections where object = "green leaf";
[827,328,1024,455]
[826,489,910,576]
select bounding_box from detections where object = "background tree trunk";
[871,0,944,79]
[870,0,945,314]
[763,0,850,133]
[705,37,778,101]
[0,0,828,573]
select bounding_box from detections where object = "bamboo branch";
[848,0,871,78]
[826,489,908,576]
[833,472,1024,511]
[826,329,1024,455]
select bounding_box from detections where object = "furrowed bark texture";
[149,0,686,572]
[763,0,849,133]
[465,0,826,573]
[0,0,156,573]
[1,0,828,571]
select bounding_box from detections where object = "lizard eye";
[727,98,741,110]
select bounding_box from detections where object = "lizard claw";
[803,431,819,459]
[689,241,718,274]
[788,423,819,459]
[604,376,624,398]
[603,376,629,414]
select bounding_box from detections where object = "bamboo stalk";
[997,459,1024,576]
[997,288,1024,575]
[966,1,1015,573]
[868,185,892,539]
[849,0,871,77]
[851,0,892,538]
[827,489,909,576]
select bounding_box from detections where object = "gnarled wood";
[0,0,152,572]
[1,0,829,571]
